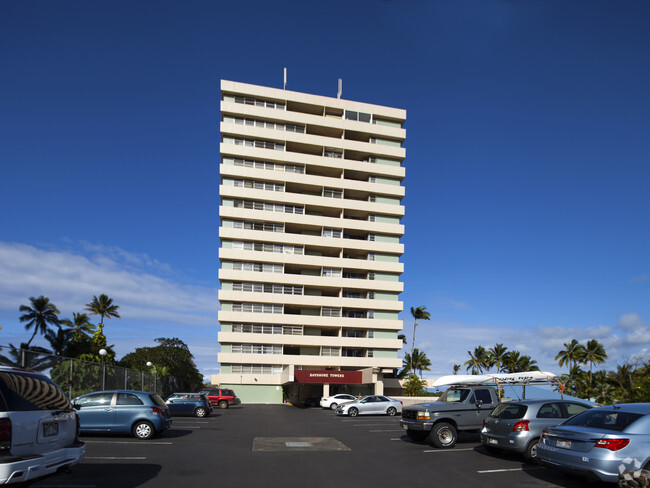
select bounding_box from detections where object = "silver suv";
[0,366,85,484]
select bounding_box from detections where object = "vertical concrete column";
[322,383,330,397]
[374,379,384,395]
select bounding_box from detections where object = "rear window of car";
[0,370,71,412]
[149,394,167,408]
[222,390,234,396]
[564,409,644,431]
[490,403,528,419]
[117,393,143,406]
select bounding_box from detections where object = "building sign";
[294,370,363,384]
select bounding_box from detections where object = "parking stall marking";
[423,448,476,452]
[477,467,545,474]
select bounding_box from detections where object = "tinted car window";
[0,370,71,411]
[223,390,234,396]
[537,403,562,419]
[77,392,113,407]
[490,403,528,419]
[149,394,167,408]
[564,402,590,417]
[474,389,493,404]
[117,393,143,406]
[564,409,643,431]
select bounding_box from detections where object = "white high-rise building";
[213,80,406,404]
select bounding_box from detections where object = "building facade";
[213,80,406,404]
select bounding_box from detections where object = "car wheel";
[132,421,154,440]
[406,430,428,442]
[330,403,338,410]
[194,407,208,418]
[386,407,397,416]
[218,400,228,409]
[348,407,359,417]
[524,439,539,461]
[430,422,457,448]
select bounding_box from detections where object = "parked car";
[72,390,172,440]
[320,393,357,410]
[536,403,650,483]
[336,395,403,417]
[481,399,592,460]
[165,393,212,417]
[0,366,85,485]
[199,388,237,409]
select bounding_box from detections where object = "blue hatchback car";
[72,390,173,440]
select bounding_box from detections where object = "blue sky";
[1,0,649,381]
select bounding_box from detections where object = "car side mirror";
[476,400,483,408]
[73,404,81,410]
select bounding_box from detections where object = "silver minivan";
[0,366,85,484]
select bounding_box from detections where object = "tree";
[85,294,121,331]
[0,343,54,371]
[501,350,538,373]
[402,374,428,396]
[555,339,586,374]
[44,326,72,356]
[61,312,96,342]
[19,296,61,347]
[398,334,407,345]
[583,339,607,391]
[487,343,508,373]
[453,364,461,375]
[401,348,431,378]
[409,306,430,373]
[464,346,489,374]
[119,337,203,395]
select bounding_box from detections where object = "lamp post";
[99,348,107,390]
[146,361,156,394]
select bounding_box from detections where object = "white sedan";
[335,395,403,417]
[320,394,357,410]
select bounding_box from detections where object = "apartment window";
[368,253,375,261]
[367,350,374,358]
[322,228,341,238]
[342,329,364,338]
[231,158,304,173]
[367,330,374,338]
[322,307,341,317]
[232,344,282,355]
[343,291,365,299]
[368,272,375,280]
[369,194,376,202]
[229,117,305,134]
[230,324,303,335]
[322,268,342,278]
[368,234,375,242]
[321,347,340,357]
[283,325,303,335]
[368,291,375,299]
[231,241,303,255]
[232,282,303,295]
[231,364,283,375]
[232,261,284,273]
[368,311,374,319]
[342,348,364,357]
[232,221,284,233]
[231,303,283,314]
[345,110,372,123]
[233,200,304,215]
[233,96,285,110]
[342,272,364,279]
[323,188,342,198]
[369,176,376,183]
[323,149,343,158]
[368,214,376,222]
[232,179,284,192]
[230,137,285,151]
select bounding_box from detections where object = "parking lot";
[32,405,606,488]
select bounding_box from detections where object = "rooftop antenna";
[337,78,342,99]
[283,67,287,90]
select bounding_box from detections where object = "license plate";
[556,439,571,449]
[488,438,498,445]
[43,421,59,437]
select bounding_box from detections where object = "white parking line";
[85,456,146,460]
[83,440,173,445]
[423,448,476,452]
[477,467,545,474]
[36,485,96,488]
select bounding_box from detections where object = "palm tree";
[85,294,121,331]
[19,296,61,347]
[409,306,430,373]
[465,346,489,374]
[397,334,407,345]
[583,339,607,391]
[502,350,538,373]
[44,327,72,356]
[555,339,586,381]
[0,343,54,371]
[61,312,96,342]
[453,364,461,375]
[487,343,508,373]
[402,348,431,378]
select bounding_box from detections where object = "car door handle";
[104,408,113,412]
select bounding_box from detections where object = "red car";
[199,388,237,409]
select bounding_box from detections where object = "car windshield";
[490,403,527,419]
[439,388,471,403]
[563,409,644,432]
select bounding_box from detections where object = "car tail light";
[593,438,630,451]
[150,407,162,415]
[513,420,529,432]
[0,418,11,451]
[483,419,486,428]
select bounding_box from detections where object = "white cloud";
[0,241,219,378]
[432,297,472,310]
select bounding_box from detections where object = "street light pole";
[99,348,107,390]
[146,361,155,393]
